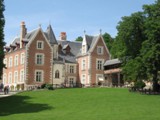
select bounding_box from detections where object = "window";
[9,57,13,67]
[14,55,19,66]
[8,72,12,83]
[37,41,44,49]
[20,69,24,82]
[97,59,104,70]
[82,59,86,70]
[81,74,86,84]
[21,53,25,64]
[14,71,18,83]
[70,65,74,73]
[3,73,7,84]
[69,78,74,86]
[3,58,7,67]
[36,54,44,65]
[55,70,60,78]
[35,70,43,82]
[97,46,103,55]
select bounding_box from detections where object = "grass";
[0,88,160,120]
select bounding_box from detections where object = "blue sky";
[4,0,155,45]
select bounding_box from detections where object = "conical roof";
[46,24,58,44]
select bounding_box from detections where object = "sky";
[4,0,156,45]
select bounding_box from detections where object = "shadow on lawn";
[0,95,53,116]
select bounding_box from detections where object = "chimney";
[60,32,67,40]
[20,21,27,48]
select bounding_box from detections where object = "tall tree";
[113,12,146,81]
[140,0,160,91]
[0,0,5,79]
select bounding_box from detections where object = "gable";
[90,35,111,58]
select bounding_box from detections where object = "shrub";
[134,80,145,89]
[41,83,46,89]
[46,84,54,90]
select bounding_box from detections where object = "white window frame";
[35,53,44,65]
[20,53,25,65]
[96,59,104,70]
[97,46,104,55]
[70,65,74,73]
[14,71,18,83]
[37,41,44,50]
[9,56,13,67]
[14,55,19,66]
[35,70,44,82]
[3,73,7,84]
[81,74,86,84]
[82,59,86,70]
[8,72,12,84]
[3,58,7,67]
[20,69,24,82]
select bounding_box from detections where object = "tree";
[0,0,5,79]
[102,32,114,52]
[112,12,146,81]
[75,36,83,42]
[140,0,160,91]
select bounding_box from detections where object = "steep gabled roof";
[45,25,57,45]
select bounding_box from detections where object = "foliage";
[75,36,83,42]
[102,32,114,52]
[134,80,146,89]
[41,83,54,90]
[112,0,160,91]
[0,0,5,79]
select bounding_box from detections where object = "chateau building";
[2,22,118,90]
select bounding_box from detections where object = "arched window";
[55,70,60,78]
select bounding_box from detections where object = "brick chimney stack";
[60,32,67,40]
[20,21,27,48]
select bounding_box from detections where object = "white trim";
[37,40,44,50]
[97,46,104,55]
[20,69,24,82]
[20,53,25,65]
[34,70,44,82]
[81,74,86,84]
[9,56,13,67]
[96,59,104,70]
[14,71,18,83]
[35,53,44,65]
[14,54,19,66]
[89,35,111,59]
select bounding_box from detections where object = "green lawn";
[0,88,160,120]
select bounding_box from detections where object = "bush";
[41,83,54,90]
[41,83,46,89]
[134,80,145,89]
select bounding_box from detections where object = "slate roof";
[104,59,121,66]
[57,40,82,63]
[11,28,39,46]
[58,40,82,56]
[45,25,57,45]
[10,25,58,46]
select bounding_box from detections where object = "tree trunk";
[152,69,159,92]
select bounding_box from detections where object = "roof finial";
[99,29,102,35]
[39,24,42,28]
[84,30,86,35]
